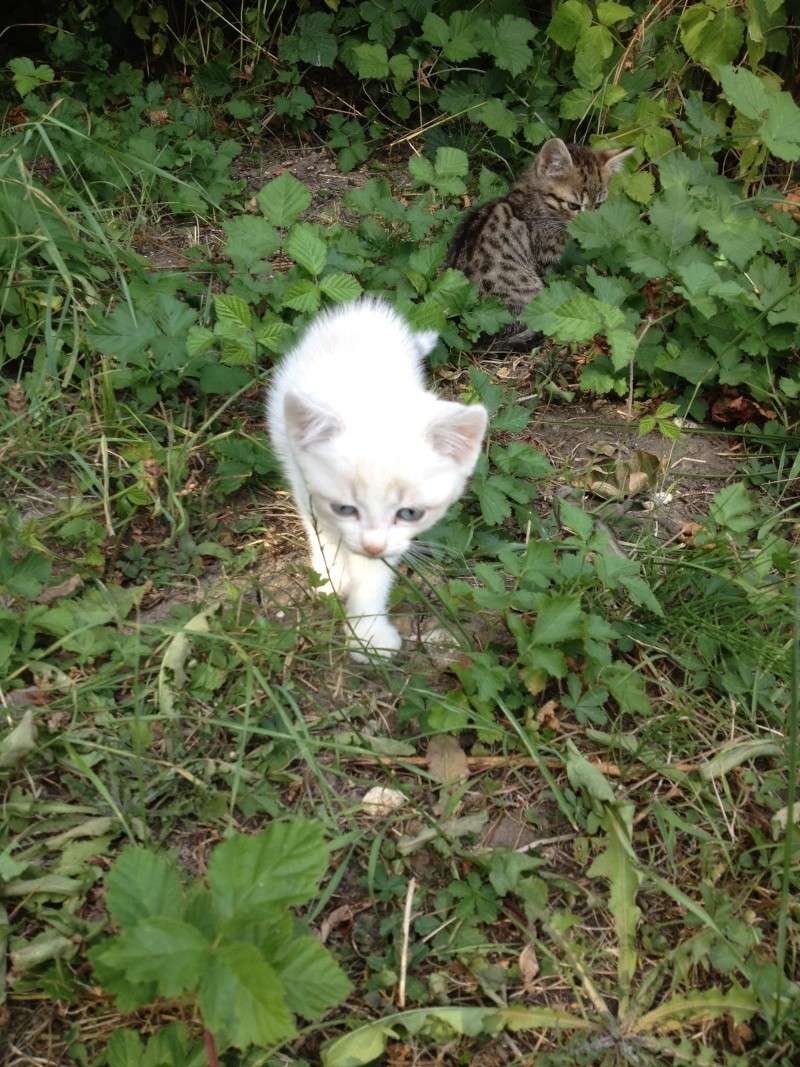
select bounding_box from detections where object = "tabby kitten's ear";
[597,146,636,174]
[535,138,574,178]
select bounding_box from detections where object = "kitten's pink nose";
[362,533,387,557]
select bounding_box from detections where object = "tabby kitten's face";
[531,138,635,220]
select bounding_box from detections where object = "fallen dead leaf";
[427,734,469,785]
[679,521,702,543]
[319,904,354,944]
[536,699,561,732]
[36,574,83,605]
[518,943,540,992]
[361,786,407,816]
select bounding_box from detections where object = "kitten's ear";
[597,146,636,174]
[428,402,488,470]
[536,138,573,178]
[284,391,341,449]
[414,330,439,360]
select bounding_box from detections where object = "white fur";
[266,298,487,661]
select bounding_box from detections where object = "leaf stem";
[204,1029,219,1067]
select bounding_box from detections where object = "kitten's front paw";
[348,616,402,662]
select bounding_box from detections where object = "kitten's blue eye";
[332,503,359,518]
[396,507,425,522]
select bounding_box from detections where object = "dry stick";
[398,877,417,1009]
[100,434,115,537]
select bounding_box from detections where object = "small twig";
[204,1029,219,1067]
[398,877,417,1009]
[100,434,115,537]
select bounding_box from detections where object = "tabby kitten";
[446,138,634,348]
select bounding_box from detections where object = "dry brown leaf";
[36,574,83,605]
[361,786,406,816]
[627,470,650,495]
[427,734,469,785]
[147,109,170,125]
[679,521,702,543]
[536,699,560,732]
[319,904,354,944]
[518,943,540,992]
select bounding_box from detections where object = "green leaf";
[223,216,280,270]
[105,847,184,928]
[199,942,296,1048]
[354,42,389,79]
[523,282,603,342]
[596,2,633,26]
[208,821,329,919]
[198,364,253,396]
[700,739,782,781]
[487,15,537,76]
[257,172,311,228]
[588,806,641,1006]
[421,12,450,48]
[719,65,800,161]
[573,25,614,90]
[286,223,327,276]
[283,279,321,313]
[292,12,337,67]
[558,499,593,541]
[389,53,413,87]
[186,325,215,359]
[679,3,744,71]
[320,272,362,302]
[255,318,293,353]
[547,1,592,50]
[607,329,638,371]
[0,709,36,769]
[0,550,51,599]
[97,918,209,996]
[531,594,584,645]
[214,294,252,332]
[477,478,512,526]
[708,482,756,533]
[435,146,469,179]
[633,982,758,1033]
[8,56,54,96]
[322,1006,593,1067]
[620,170,654,204]
[479,98,517,138]
[273,934,353,1020]
[565,740,616,803]
[408,155,435,187]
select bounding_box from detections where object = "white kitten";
[266,297,487,661]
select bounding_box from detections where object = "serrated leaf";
[319,272,362,302]
[214,294,252,332]
[487,15,537,76]
[596,2,633,25]
[523,282,603,342]
[408,155,435,186]
[574,25,614,90]
[255,318,292,353]
[97,918,209,996]
[291,12,337,67]
[283,279,321,313]
[435,146,469,179]
[679,4,744,71]
[0,550,51,599]
[608,329,638,371]
[532,594,584,645]
[257,172,311,227]
[708,482,755,533]
[105,847,184,928]
[559,499,593,541]
[186,325,215,359]
[479,98,517,138]
[547,0,592,50]
[633,982,758,1033]
[286,223,327,276]
[223,216,280,270]
[272,934,353,1020]
[208,821,329,919]
[620,170,654,204]
[565,741,616,803]
[354,41,389,79]
[389,53,413,86]
[199,941,296,1048]
[588,805,641,1006]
